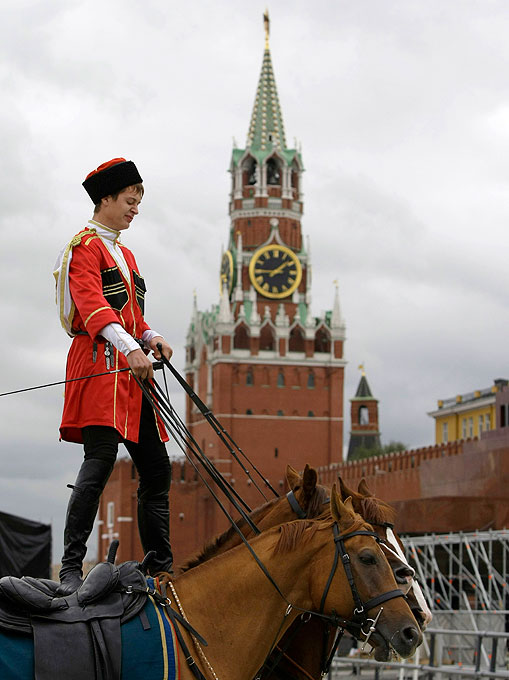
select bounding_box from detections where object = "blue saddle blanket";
[0,594,180,680]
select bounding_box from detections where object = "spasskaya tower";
[185,13,346,505]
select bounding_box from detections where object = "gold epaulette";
[70,228,99,248]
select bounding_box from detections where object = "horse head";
[338,476,432,630]
[319,485,422,661]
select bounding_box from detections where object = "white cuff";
[99,323,140,356]
[142,329,163,348]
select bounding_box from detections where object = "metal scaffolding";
[402,529,509,615]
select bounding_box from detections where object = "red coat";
[59,228,168,444]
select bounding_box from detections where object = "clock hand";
[269,260,293,277]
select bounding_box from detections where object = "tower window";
[107,502,114,529]
[277,409,284,416]
[266,158,281,185]
[308,410,314,417]
[274,447,278,458]
[234,324,250,350]
[314,327,331,353]
[246,368,254,386]
[246,409,253,415]
[277,371,285,387]
[260,324,275,351]
[442,422,448,443]
[307,371,315,388]
[289,326,305,352]
[359,406,369,425]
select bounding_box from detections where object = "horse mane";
[180,479,331,572]
[179,495,281,572]
[359,496,396,525]
[273,515,367,555]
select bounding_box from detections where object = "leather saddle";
[0,546,150,680]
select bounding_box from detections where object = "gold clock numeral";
[288,278,295,285]
[282,285,288,291]
[263,282,270,291]
[256,276,264,284]
[273,249,279,257]
[290,269,296,275]
[272,286,278,294]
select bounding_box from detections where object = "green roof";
[248,46,286,151]
[352,375,376,400]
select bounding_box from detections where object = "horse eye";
[358,551,377,566]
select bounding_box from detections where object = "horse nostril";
[395,566,415,584]
[402,625,420,645]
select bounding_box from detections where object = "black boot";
[57,458,114,595]
[137,489,173,575]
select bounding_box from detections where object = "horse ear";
[286,465,302,490]
[338,476,355,501]
[358,478,373,497]
[330,484,356,527]
[302,464,318,499]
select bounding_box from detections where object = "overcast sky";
[2,0,509,562]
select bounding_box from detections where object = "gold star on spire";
[358,363,366,377]
[264,9,270,49]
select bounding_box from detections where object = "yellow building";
[428,379,507,444]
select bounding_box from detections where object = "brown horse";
[259,476,431,680]
[177,464,428,679]
[170,486,421,680]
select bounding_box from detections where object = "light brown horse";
[259,475,431,680]
[177,464,427,678]
[171,486,421,680]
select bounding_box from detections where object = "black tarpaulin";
[0,511,51,578]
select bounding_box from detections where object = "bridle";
[257,519,405,679]
[273,490,409,679]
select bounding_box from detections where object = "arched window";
[242,156,257,186]
[289,326,305,352]
[246,409,253,415]
[277,409,284,416]
[234,323,250,350]
[307,371,315,388]
[308,410,314,417]
[277,371,285,387]
[246,368,254,386]
[314,327,331,353]
[359,406,369,425]
[260,323,275,351]
[266,157,281,185]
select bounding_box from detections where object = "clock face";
[249,245,302,299]
[220,250,234,294]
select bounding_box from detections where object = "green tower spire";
[246,11,287,152]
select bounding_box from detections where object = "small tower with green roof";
[347,366,382,460]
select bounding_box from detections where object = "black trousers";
[82,395,172,496]
[61,395,172,579]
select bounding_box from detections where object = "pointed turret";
[347,366,381,460]
[247,12,286,152]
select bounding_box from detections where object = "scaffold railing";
[401,529,509,613]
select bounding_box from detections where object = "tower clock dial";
[249,244,302,299]
[220,250,234,294]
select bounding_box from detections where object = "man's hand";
[149,336,173,362]
[127,348,154,381]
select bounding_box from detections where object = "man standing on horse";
[54,158,173,594]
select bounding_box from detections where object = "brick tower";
[347,368,381,460]
[185,14,347,507]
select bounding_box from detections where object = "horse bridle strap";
[286,490,308,519]
[320,525,405,620]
